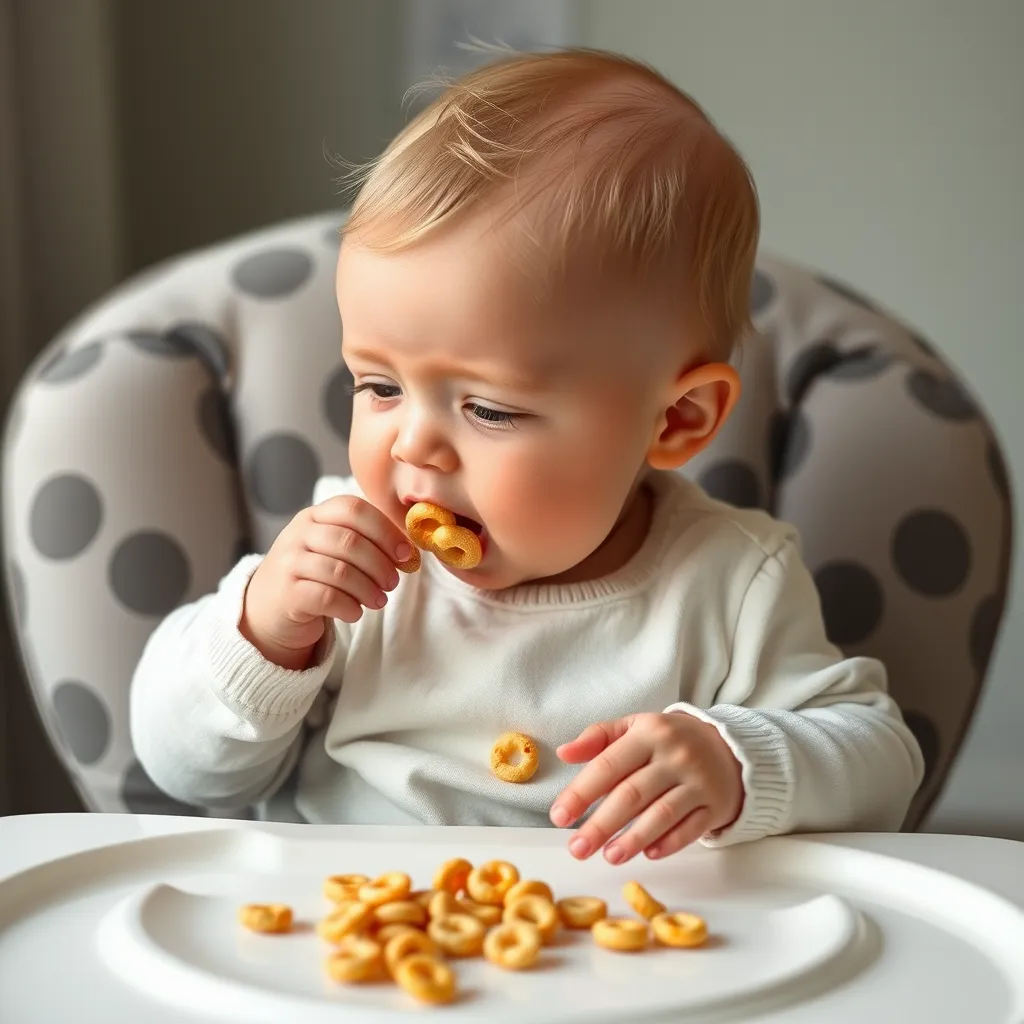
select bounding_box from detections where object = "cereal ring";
[411,889,436,910]
[651,911,708,948]
[466,861,520,905]
[504,879,553,906]
[323,874,369,903]
[483,921,542,970]
[317,900,373,944]
[405,502,455,548]
[393,953,456,1005]
[490,732,538,783]
[358,871,412,907]
[325,936,384,983]
[592,917,648,952]
[433,858,472,896]
[238,903,292,934]
[503,895,560,943]
[427,913,486,957]
[458,897,502,926]
[429,525,482,569]
[375,922,420,945]
[384,929,441,976]
[557,896,608,929]
[428,890,461,920]
[372,900,427,929]
[396,546,421,573]
[623,881,665,920]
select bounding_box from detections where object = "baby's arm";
[130,555,340,810]
[668,538,925,846]
[131,479,409,810]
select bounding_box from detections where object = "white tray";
[0,823,1022,1023]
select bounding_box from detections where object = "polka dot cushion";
[0,214,1011,829]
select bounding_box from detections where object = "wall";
[2,0,126,814]
[111,0,407,272]
[584,0,1024,835]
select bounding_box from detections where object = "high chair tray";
[0,816,1022,1022]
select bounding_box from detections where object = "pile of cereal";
[238,858,708,1005]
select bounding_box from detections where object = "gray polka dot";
[165,322,231,381]
[109,531,191,616]
[232,248,313,299]
[828,347,894,380]
[246,433,321,515]
[769,410,812,482]
[906,370,977,421]
[787,416,812,476]
[786,342,843,404]
[969,594,1003,675]
[893,510,971,597]
[817,275,877,310]
[750,270,776,315]
[51,680,111,766]
[699,460,762,509]
[122,760,202,815]
[128,329,191,358]
[39,341,104,382]
[987,439,1011,501]
[30,474,103,559]
[322,363,355,441]
[197,387,237,464]
[7,560,26,626]
[901,711,939,788]
[814,562,885,646]
[129,325,231,383]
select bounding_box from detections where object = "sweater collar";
[422,470,694,608]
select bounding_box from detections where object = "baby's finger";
[603,787,702,865]
[291,551,388,614]
[643,806,714,861]
[304,521,400,593]
[312,494,412,564]
[556,718,632,764]
[291,578,364,625]
[550,732,649,833]
[567,764,676,863]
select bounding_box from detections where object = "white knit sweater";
[130,470,923,845]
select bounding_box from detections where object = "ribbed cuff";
[663,702,794,847]
[204,554,337,719]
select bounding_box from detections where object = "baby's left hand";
[549,712,744,864]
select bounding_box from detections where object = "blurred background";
[1,0,1021,836]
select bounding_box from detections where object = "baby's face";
[337,214,678,589]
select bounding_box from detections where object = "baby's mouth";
[454,513,484,536]
[401,500,488,561]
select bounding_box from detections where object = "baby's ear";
[646,363,740,471]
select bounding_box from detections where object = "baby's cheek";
[348,418,393,505]
[489,457,607,552]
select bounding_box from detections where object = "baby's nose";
[390,418,458,473]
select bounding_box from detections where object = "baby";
[131,48,923,865]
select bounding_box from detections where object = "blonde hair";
[343,48,759,360]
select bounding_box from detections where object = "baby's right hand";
[240,495,412,669]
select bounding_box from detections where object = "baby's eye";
[350,382,402,400]
[468,404,520,428]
